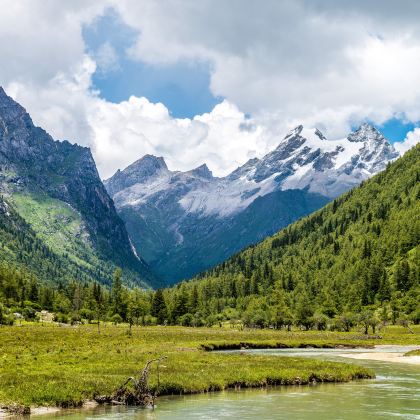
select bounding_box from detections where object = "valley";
[0,91,418,418]
[1,3,420,419]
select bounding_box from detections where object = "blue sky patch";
[351,118,417,143]
[378,118,417,142]
[83,9,221,118]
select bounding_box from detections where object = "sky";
[0,0,419,178]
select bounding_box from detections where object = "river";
[37,346,420,419]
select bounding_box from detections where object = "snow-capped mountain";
[105,124,400,284]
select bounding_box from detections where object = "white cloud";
[394,128,420,154]
[6,57,98,146]
[90,97,273,179]
[1,1,420,178]
[113,1,420,137]
[6,56,274,179]
[94,42,120,74]
[0,1,107,86]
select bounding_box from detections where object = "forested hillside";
[1,146,418,329]
[162,144,419,328]
[0,194,133,318]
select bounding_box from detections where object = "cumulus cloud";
[394,128,420,154]
[1,0,420,178]
[0,1,107,86]
[114,0,420,137]
[87,97,272,179]
[6,57,98,146]
[6,55,274,178]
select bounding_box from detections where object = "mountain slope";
[105,124,399,284]
[0,195,107,286]
[165,144,420,324]
[119,188,329,281]
[0,87,157,288]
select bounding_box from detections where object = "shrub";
[54,313,69,324]
[80,309,95,323]
[111,314,123,325]
[179,313,193,327]
[0,306,14,326]
[311,313,329,331]
[410,308,420,325]
[71,312,82,325]
[22,307,37,321]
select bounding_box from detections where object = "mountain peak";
[360,122,375,129]
[0,87,31,128]
[104,154,169,196]
[0,86,16,106]
[189,163,213,179]
[315,128,327,140]
[129,154,168,172]
[285,125,304,138]
[347,123,383,143]
[283,125,328,142]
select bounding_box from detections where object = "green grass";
[404,348,420,356]
[0,324,420,406]
[2,324,418,410]
[11,192,99,269]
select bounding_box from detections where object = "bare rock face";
[105,155,169,197]
[0,87,157,288]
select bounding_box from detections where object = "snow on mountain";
[107,124,399,218]
[104,123,402,283]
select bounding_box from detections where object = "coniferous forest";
[0,145,419,330]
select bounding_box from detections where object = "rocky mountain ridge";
[105,122,400,283]
[0,87,157,288]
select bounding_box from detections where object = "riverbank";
[404,348,420,356]
[0,324,418,416]
[339,345,420,365]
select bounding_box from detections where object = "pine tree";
[151,289,167,324]
[111,268,123,317]
[394,259,411,291]
[172,288,189,322]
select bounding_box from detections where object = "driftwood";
[96,356,167,408]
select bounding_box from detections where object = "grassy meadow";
[0,323,419,411]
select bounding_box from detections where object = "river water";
[38,346,420,419]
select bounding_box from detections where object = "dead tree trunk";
[97,356,167,408]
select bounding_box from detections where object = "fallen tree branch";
[95,356,168,408]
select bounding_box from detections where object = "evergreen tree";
[111,268,123,317]
[172,287,189,322]
[151,289,167,324]
[295,291,314,330]
[394,259,411,291]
